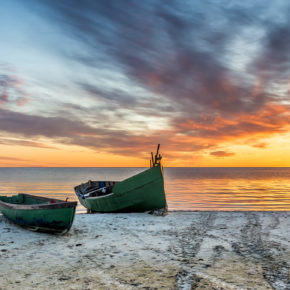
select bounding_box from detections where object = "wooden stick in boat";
[156,144,160,159]
[151,152,155,167]
[154,144,161,166]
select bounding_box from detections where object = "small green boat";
[0,194,77,233]
[75,145,167,213]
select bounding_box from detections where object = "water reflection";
[0,167,289,212]
[165,175,290,211]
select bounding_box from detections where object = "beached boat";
[74,145,167,213]
[0,194,77,233]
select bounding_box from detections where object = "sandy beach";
[0,211,289,290]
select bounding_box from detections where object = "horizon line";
[0,166,289,168]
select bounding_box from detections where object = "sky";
[0,0,289,167]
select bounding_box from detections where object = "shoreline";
[1,211,289,289]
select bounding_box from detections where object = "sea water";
[0,167,289,213]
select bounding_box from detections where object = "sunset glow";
[0,1,289,167]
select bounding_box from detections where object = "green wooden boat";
[75,145,167,213]
[0,194,77,233]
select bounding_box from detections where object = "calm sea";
[0,167,289,213]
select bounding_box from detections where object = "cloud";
[0,107,101,138]
[0,66,29,107]
[0,155,69,167]
[253,18,290,84]
[4,1,290,162]
[0,156,29,161]
[0,107,203,158]
[31,1,290,114]
[16,97,29,106]
[78,82,175,120]
[0,102,288,162]
[0,107,155,156]
[0,137,56,149]
[172,102,290,141]
[210,150,235,157]
[32,1,286,114]
[252,142,267,149]
[0,88,8,105]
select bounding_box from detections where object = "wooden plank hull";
[0,194,77,233]
[75,165,167,213]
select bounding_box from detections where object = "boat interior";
[0,194,59,205]
[75,180,118,198]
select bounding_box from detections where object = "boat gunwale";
[84,192,115,200]
[74,180,117,190]
[75,174,162,201]
[0,193,77,210]
[75,164,163,198]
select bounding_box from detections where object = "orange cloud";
[251,142,268,149]
[175,102,290,142]
[210,150,235,157]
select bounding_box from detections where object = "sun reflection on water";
[0,167,289,212]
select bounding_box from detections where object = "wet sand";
[0,212,289,289]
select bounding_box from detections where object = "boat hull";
[0,194,77,233]
[76,165,167,213]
